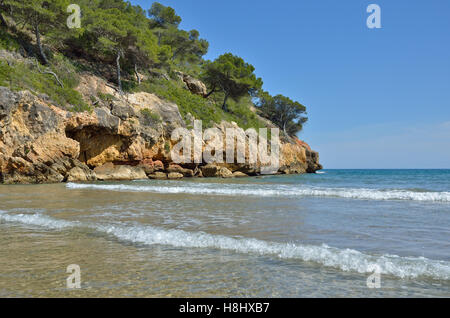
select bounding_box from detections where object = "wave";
[1,210,449,280]
[66,182,450,202]
[0,211,77,229]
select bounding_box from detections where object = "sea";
[0,169,449,297]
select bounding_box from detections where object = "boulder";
[183,75,207,96]
[218,167,233,178]
[232,171,248,178]
[168,172,183,179]
[174,71,208,96]
[93,163,147,181]
[153,160,165,171]
[138,159,155,175]
[200,164,233,178]
[167,164,194,177]
[200,164,219,178]
[148,172,167,180]
[67,166,97,182]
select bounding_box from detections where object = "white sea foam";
[1,210,449,280]
[66,182,450,202]
[0,211,76,229]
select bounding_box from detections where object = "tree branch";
[34,59,64,88]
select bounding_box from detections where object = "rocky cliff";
[0,75,321,184]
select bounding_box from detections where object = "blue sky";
[130,0,450,168]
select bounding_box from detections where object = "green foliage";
[256,91,308,136]
[0,28,20,51]
[135,77,220,128]
[140,108,161,125]
[134,77,266,131]
[160,26,209,66]
[148,2,181,28]
[4,0,69,29]
[148,3,208,69]
[76,1,160,91]
[97,92,118,103]
[0,58,90,112]
[164,141,171,153]
[0,0,309,133]
[201,53,263,111]
[4,0,71,63]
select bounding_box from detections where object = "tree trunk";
[134,64,141,85]
[116,50,122,94]
[34,23,49,65]
[204,85,216,98]
[222,93,230,111]
[0,12,7,28]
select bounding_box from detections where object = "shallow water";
[0,170,449,297]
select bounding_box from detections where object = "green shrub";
[0,59,90,112]
[98,92,118,103]
[132,77,267,131]
[164,141,171,153]
[140,108,162,125]
[0,29,20,51]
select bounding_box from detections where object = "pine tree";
[202,53,263,111]
[84,2,158,92]
[4,0,69,64]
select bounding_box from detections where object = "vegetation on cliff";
[0,0,308,137]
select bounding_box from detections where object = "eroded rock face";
[0,85,177,183]
[0,80,321,184]
[0,88,80,184]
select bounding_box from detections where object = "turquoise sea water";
[0,169,449,297]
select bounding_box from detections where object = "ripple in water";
[1,210,449,281]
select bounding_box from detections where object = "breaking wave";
[1,210,449,280]
[66,182,450,202]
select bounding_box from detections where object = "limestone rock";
[148,172,167,180]
[200,164,219,178]
[183,75,207,96]
[110,101,137,120]
[174,71,208,96]
[168,172,183,179]
[153,160,165,171]
[127,92,185,127]
[93,163,147,181]
[200,164,233,178]
[218,167,233,178]
[0,88,80,184]
[0,70,321,184]
[67,166,97,182]
[137,159,155,175]
[167,164,194,177]
[232,171,248,178]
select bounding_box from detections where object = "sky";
[130,0,450,169]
